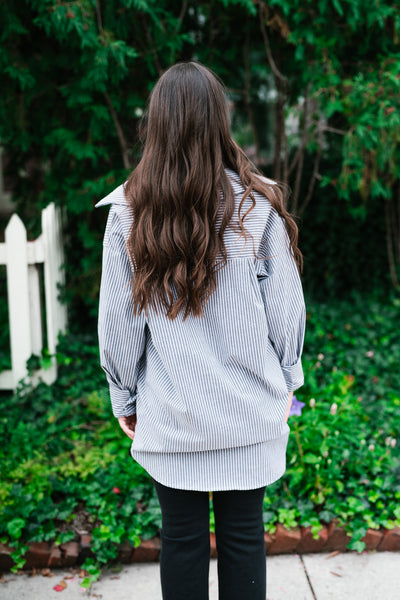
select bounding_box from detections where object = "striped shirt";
[96,169,306,491]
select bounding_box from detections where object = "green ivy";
[0,292,399,588]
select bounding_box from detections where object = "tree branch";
[298,124,323,217]
[176,0,188,31]
[243,29,261,165]
[397,182,400,264]
[95,0,103,36]
[258,1,289,180]
[282,116,289,187]
[392,182,400,265]
[143,20,163,76]
[288,95,311,178]
[288,115,345,180]
[384,197,399,289]
[258,2,289,89]
[273,81,285,181]
[103,92,132,170]
[291,94,309,214]
[321,125,347,136]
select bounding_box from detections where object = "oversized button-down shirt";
[96,169,306,457]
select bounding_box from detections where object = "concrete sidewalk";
[1,551,399,599]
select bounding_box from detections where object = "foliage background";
[1,294,399,576]
[1,0,400,581]
[1,0,400,331]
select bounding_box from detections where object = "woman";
[96,61,306,600]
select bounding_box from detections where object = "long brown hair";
[125,61,302,320]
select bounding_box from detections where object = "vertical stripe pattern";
[96,169,306,491]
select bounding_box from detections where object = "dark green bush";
[2,1,399,334]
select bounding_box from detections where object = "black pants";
[153,479,266,600]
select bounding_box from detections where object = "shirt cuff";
[108,383,137,418]
[281,357,304,393]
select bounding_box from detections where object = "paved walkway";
[1,551,399,599]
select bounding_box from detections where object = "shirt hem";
[130,430,289,491]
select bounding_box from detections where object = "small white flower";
[330,403,338,416]
[317,353,325,360]
[385,437,392,446]
[368,444,375,451]
[327,458,332,464]
[360,439,366,445]
[335,430,339,436]
[134,107,144,118]
[310,398,316,407]
[391,438,397,448]
[323,451,329,458]
[366,350,374,358]
[315,361,321,368]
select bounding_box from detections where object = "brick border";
[1,522,399,571]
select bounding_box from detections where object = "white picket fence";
[0,203,68,390]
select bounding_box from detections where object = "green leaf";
[332,0,344,17]
[347,539,366,552]
[7,518,26,539]
[303,454,320,464]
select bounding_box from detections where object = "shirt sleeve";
[98,206,147,417]
[256,207,306,393]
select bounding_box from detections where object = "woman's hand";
[284,391,294,422]
[117,414,137,440]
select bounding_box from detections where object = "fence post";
[5,214,32,386]
[42,203,67,356]
[28,263,43,355]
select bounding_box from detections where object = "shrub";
[0,292,399,584]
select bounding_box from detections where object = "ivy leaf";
[7,518,26,539]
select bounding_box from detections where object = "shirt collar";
[94,183,128,208]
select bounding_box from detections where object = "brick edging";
[1,521,399,571]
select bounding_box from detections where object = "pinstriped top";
[96,168,306,491]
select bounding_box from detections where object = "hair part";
[125,61,302,320]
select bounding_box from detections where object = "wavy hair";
[125,61,303,320]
